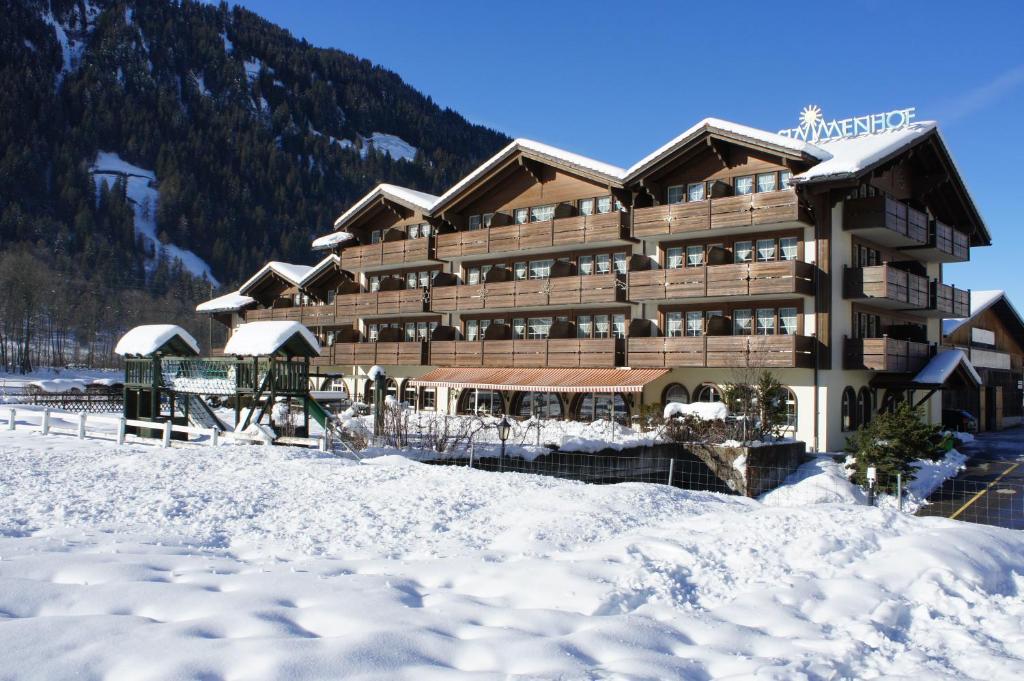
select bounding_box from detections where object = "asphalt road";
[917,427,1024,529]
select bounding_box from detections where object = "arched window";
[857,387,872,426]
[457,389,505,415]
[574,393,629,424]
[695,384,722,403]
[513,392,563,419]
[363,377,398,404]
[779,387,797,429]
[841,387,857,431]
[663,383,689,405]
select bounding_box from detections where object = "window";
[686,245,704,268]
[465,319,479,341]
[687,182,706,202]
[665,247,684,269]
[468,215,482,231]
[756,172,778,193]
[467,268,481,285]
[527,317,552,339]
[416,322,430,341]
[367,324,379,342]
[734,240,753,263]
[780,170,792,190]
[612,314,626,339]
[481,265,493,282]
[479,319,494,338]
[664,384,689,405]
[482,213,494,229]
[514,208,528,224]
[420,388,436,411]
[512,318,526,339]
[576,315,593,338]
[855,244,881,267]
[779,388,797,428]
[575,393,628,424]
[406,272,417,289]
[596,196,613,213]
[403,382,418,406]
[408,223,420,239]
[613,252,628,274]
[369,276,380,292]
[779,307,798,336]
[858,387,872,426]
[516,392,562,419]
[667,185,685,204]
[514,262,527,280]
[579,198,595,216]
[756,239,776,262]
[370,230,382,244]
[665,311,682,337]
[733,309,753,335]
[459,389,504,416]
[686,311,703,337]
[578,255,594,276]
[326,289,336,305]
[529,259,552,279]
[842,387,857,432]
[419,271,431,288]
[404,322,416,341]
[854,312,880,339]
[695,384,722,403]
[530,204,555,222]
[596,253,611,274]
[756,308,775,335]
[734,175,754,195]
[780,237,799,261]
[594,315,610,338]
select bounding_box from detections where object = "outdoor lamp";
[497,415,511,471]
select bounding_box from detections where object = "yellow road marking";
[949,462,1021,520]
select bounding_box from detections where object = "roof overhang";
[409,367,669,393]
[239,261,313,296]
[331,184,438,231]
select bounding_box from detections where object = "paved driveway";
[917,427,1024,529]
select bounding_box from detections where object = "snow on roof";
[943,290,1023,337]
[626,118,830,179]
[311,231,355,250]
[792,122,937,183]
[115,324,200,357]
[431,139,627,213]
[239,261,314,294]
[196,290,255,313]
[332,184,439,229]
[913,349,982,387]
[664,401,729,420]
[300,254,341,283]
[223,321,320,357]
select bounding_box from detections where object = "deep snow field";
[1,430,1023,680]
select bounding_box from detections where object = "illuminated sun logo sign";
[779,105,916,142]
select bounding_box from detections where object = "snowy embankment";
[1,431,1023,679]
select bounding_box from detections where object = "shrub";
[845,402,946,491]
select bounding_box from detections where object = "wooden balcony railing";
[626,334,816,369]
[336,289,428,318]
[435,211,629,260]
[628,260,815,302]
[843,195,928,247]
[914,220,970,263]
[430,273,623,312]
[429,338,620,368]
[320,341,428,366]
[339,237,435,271]
[245,307,303,322]
[843,265,929,310]
[933,282,970,318]
[632,189,811,239]
[844,337,932,372]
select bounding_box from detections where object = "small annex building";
[942,290,1024,430]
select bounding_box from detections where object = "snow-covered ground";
[1,430,1022,679]
[90,152,219,284]
[362,132,417,161]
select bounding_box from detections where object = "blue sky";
[234,0,1024,305]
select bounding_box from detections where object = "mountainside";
[2,0,508,287]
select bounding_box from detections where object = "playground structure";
[116,323,351,449]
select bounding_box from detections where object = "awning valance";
[408,367,669,393]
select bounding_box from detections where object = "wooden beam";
[519,156,545,184]
[707,137,730,168]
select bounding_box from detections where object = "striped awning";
[408,367,669,393]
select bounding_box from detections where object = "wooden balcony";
[632,189,811,240]
[904,220,970,263]
[843,196,928,247]
[325,341,427,366]
[844,337,932,372]
[435,212,630,260]
[430,273,623,312]
[339,237,435,272]
[429,338,620,368]
[931,282,970,318]
[336,289,427,319]
[843,265,929,310]
[626,335,816,369]
[244,307,303,322]
[628,260,815,302]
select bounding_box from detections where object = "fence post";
[42,409,51,435]
[7,408,15,431]
[318,434,328,453]
[896,473,903,512]
[211,428,220,447]
[162,420,172,448]
[667,458,675,487]
[469,442,474,468]
[78,412,87,440]
[117,417,126,445]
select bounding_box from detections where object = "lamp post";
[497,415,511,472]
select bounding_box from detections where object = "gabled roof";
[300,254,343,289]
[331,183,439,230]
[196,290,256,314]
[223,321,320,357]
[115,324,200,357]
[430,139,627,215]
[943,290,1024,340]
[239,261,314,295]
[625,117,830,182]
[912,349,982,388]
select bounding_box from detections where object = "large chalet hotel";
[199,112,989,451]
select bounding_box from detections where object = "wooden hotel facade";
[200,118,989,451]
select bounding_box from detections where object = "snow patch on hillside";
[308,126,354,150]
[90,152,219,284]
[362,132,417,161]
[41,1,101,86]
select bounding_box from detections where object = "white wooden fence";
[2,406,327,451]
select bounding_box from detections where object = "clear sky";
[232,0,1024,307]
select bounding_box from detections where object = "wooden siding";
[631,190,810,239]
[843,337,931,372]
[429,339,620,368]
[323,341,427,366]
[340,237,436,271]
[626,335,815,369]
[628,260,815,302]
[430,273,622,312]
[435,212,629,259]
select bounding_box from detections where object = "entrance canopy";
[911,349,982,388]
[409,367,668,393]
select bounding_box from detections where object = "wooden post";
[7,408,15,431]
[210,427,219,447]
[117,416,126,445]
[162,420,172,448]
[78,412,87,439]
[42,409,50,435]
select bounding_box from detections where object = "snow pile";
[28,379,88,393]
[90,152,219,284]
[664,401,729,420]
[311,231,355,250]
[366,365,386,381]
[0,432,1023,679]
[195,290,255,313]
[361,132,417,162]
[223,321,320,357]
[114,324,200,357]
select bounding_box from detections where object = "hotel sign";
[778,105,916,142]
